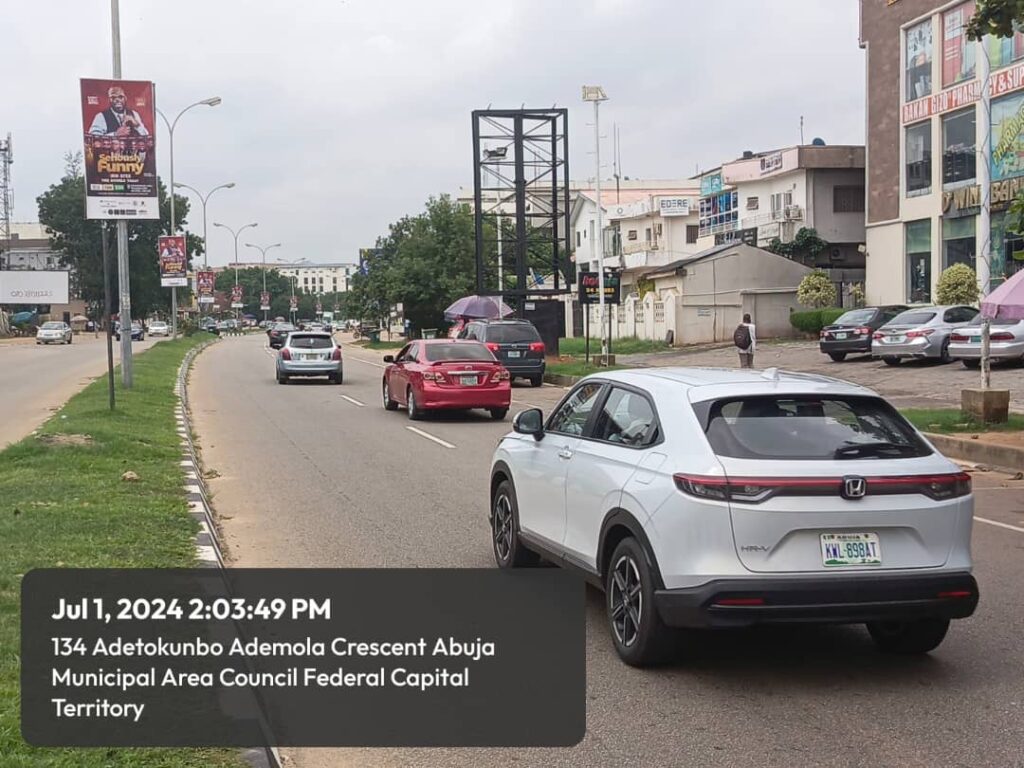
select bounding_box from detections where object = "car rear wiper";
[834,441,916,459]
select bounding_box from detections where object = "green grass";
[0,337,244,767]
[901,408,1024,434]
[354,338,407,350]
[556,336,670,356]
[547,360,626,378]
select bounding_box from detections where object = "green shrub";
[790,307,845,334]
[797,270,838,308]
[936,263,980,305]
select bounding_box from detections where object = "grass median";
[901,407,1024,434]
[0,336,243,767]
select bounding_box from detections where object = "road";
[0,333,161,448]
[190,334,1024,768]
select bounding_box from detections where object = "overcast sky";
[8,0,864,267]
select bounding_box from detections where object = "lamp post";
[156,96,222,339]
[175,181,234,326]
[582,85,609,363]
[245,241,282,322]
[213,221,257,323]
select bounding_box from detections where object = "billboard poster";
[197,270,216,304]
[157,235,187,287]
[577,270,621,305]
[0,270,70,304]
[231,284,244,308]
[289,295,299,312]
[699,172,723,197]
[991,90,1024,182]
[80,78,158,220]
[260,291,271,311]
[942,1,976,88]
[315,299,323,314]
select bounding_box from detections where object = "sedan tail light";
[906,329,934,338]
[422,371,446,382]
[332,347,342,361]
[991,331,1015,341]
[280,348,291,360]
[820,330,828,338]
[856,326,871,335]
[490,368,511,383]
[950,332,969,342]
[485,342,500,353]
[872,332,884,340]
[528,341,545,353]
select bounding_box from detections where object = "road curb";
[543,372,580,387]
[174,337,282,768]
[924,431,1024,472]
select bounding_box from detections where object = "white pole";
[168,119,178,340]
[594,99,606,362]
[497,215,503,292]
[978,36,992,389]
[112,0,132,388]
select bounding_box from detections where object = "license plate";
[970,336,980,343]
[835,332,848,340]
[460,375,477,386]
[506,351,521,358]
[884,335,905,344]
[821,532,882,567]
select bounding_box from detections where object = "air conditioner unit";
[784,204,803,220]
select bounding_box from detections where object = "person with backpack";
[734,313,756,368]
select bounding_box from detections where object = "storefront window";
[942,109,976,186]
[906,122,932,195]
[698,189,738,236]
[906,220,932,303]
[906,20,933,102]
[943,3,976,87]
[943,216,976,269]
[987,23,1024,70]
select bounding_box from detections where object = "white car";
[948,318,1024,368]
[36,321,72,345]
[489,368,978,666]
[148,320,170,336]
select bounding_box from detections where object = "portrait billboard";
[158,235,187,288]
[231,284,244,309]
[80,78,158,220]
[260,291,271,311]
[197,270,216,304]
[289,295,299,312]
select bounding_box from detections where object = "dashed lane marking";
[341,395,365,407]
[406,426,456,449]
[974,516,1024,534]
[348,356,387,369]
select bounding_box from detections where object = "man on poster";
[158,236,187,288]
[88,85,151,137]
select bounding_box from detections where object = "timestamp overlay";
[21,568,585,747]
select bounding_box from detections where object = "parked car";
[268,322,297,349]
[488,368,978,666]
[115,321,145,342]
[871,305,978,365]
[382,339,511,420]
[36,321,72,345]
[457,319,545,386]
[148,320,170,337]
[819,306,907,362]
[276,332,343,384]
[949,318,1024,368]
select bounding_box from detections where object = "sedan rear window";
[41,322,63,329]
[889,311,936,326]
[485,323,540,343]
[833,309,875,325]
[697,396,931,461]
[423,343,495,362]
[288,335,333,349]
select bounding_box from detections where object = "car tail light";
[485,342,500,353]
[490,368,511,383]
[950,332,969,342]
[991,331,1015,341]
[869,472,972,500]
[280,348,291,360]
[856,326,871,335]
[332,347,342,361]
[713,597,765,607]
[819,330,828,338]
[422,371,445,382]
[872,332,884,340]
[529,341,545,353]
[671,474,837,504]
[906,329,934,338]
[938,590,973,599]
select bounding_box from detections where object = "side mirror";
[512,408,544,440]
[383,355,395,363]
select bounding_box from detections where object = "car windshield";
[698,395,931,461]
[151,322,166,327]
[485,324,540,343]
[275,324,296,332]
[424,342,495,362]
[41,322,63,329]
[834,309,875,325]
[288,335,332,350]
[888,311,936,326]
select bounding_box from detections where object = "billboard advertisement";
[231,284,244,309]
[992,90,1024,182]
[158,235,187,288]
[0,271,70,305]
[80,78,158,220]
[577,270,621,305]
[260,291,271,311]
[197,270,216,304]
[289,295,299,312]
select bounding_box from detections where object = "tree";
[214,267,294,318]
[936,263,981,305]
[797,270,838,308]
[966,0,1024,40]
[767,227,830,265]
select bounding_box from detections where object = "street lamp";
[156,96,222,339]
[213,221,257,321]
[582,84,609,363]
[175,182,234,324]
[245,242,282,322]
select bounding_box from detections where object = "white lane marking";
[406,426,456,449]
[974,516,1024,534]
[341,395,365,407]
[349,357,387,369]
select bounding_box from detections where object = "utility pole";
[978,37,993,389]
[175,182,233,327]
[583,85,609,363]
[112,0,133,388]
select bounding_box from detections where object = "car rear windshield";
[484,323,540,343]
[889,311,935,326]
[275,324,296,331]
[834,309,875,325]
[41,322,63,329]
[288,335,333,349]
[695,395,931,461]
[424,342,495,362]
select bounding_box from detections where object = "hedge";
[790,307,845,334]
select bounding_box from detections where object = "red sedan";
[382,340,512,420]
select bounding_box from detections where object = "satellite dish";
[811,137,826,146]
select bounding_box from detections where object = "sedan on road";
[382,339,512,420]
[115,321,145,342]
[148,320,170,337]
[871,305,977,365]
[949,318,1024,368]
[267,322,296,349]
[819,305,907,361]
[36,321,73,345]
[276,332,343,384]
[489,368,978,666]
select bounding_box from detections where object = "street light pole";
[155,96,222,340]
[110,0,134,388]
[582,85,609,363]
[213,221,257,324]
[175,182,234,328]
[245,242,282,323]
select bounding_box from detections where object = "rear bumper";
[872,339,937,358]
[277,361,341,376]
[820,338,871,354]
[949,342,1024,360]
[654,572,978,628]
[419,385,511,410]
[503,359,545,377]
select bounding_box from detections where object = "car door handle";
[558,447,574,460]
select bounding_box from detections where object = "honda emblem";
[842,475,867,499]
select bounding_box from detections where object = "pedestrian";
[734,313,756,368]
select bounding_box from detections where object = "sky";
[6,0,865,267]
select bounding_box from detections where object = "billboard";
[992,90,1024,182]
[80,78,158,220]
[658,197,691,217]
[158,235,187,287]
[231,284,244,308]
[260,291,271,311]
[289,295,298,311]
[577,270,621,305]
[0,271,70,305]
[197,270,216,304]
[699,172,723,197]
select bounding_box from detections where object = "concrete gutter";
[924,432,1024,473]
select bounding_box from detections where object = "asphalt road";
[0,333,161,448]
[190,334,1024,768]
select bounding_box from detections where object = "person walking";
[734,313,756,368]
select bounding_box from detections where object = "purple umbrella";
[444,295,514,321]
[981,269,1024,320]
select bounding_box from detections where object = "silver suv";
[489,368,978,666]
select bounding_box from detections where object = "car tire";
[530,375,543,388]
[490,480,539,568]
[606,537,673,667]
[828,352,847,362]
[331,370,343,385]
[882,356,901,366]
[938,339,952,364]
[490,408,508,420]
[866,617,950,655]
[962,359,980,369]
[382,379,399,410]
[67,336,72,344]
[277,372,288,385]
[407,387,422,420]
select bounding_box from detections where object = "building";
[224,259,357,294]
[2,222,60,270]
[860,0,1024,305]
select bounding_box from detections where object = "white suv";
[488,368,978,666]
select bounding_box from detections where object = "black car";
[114,321,145,342]
[458,319,546,386]
[819,306,907,361]
[268,322,296,349]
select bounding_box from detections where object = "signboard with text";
[158,235,187,287]
[715,227,758,246]
[903,58,1024,123]
[577,270,621,305]
[699,172,723,196]
[289,295,299,312]
[0,271,69,305]
[231,284,243,309]
[658,197,691,217]
[197,270,215,304]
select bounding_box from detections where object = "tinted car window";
[484,323,540,343]
[945,307,978,323]
[699,396,931,461]
[889,311,936,326]
[593,388,657,446]
[833,309,876,325]
[547,382,605,437]
[288,335,333,349]
[423,343,495,362]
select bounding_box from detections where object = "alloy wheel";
[609,554,643,647]
[492,493,514,563]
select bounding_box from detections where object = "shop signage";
[941,177,1024,217]
[578,270,621,305]
[658,197,691,217]
[700,172,723,196]
[715,227,758,246]
[760,152,783,175]
[902,58,1024,123]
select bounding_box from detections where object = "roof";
[581,367,876,398]
[576,189,697,207]
[639,242,739,278]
